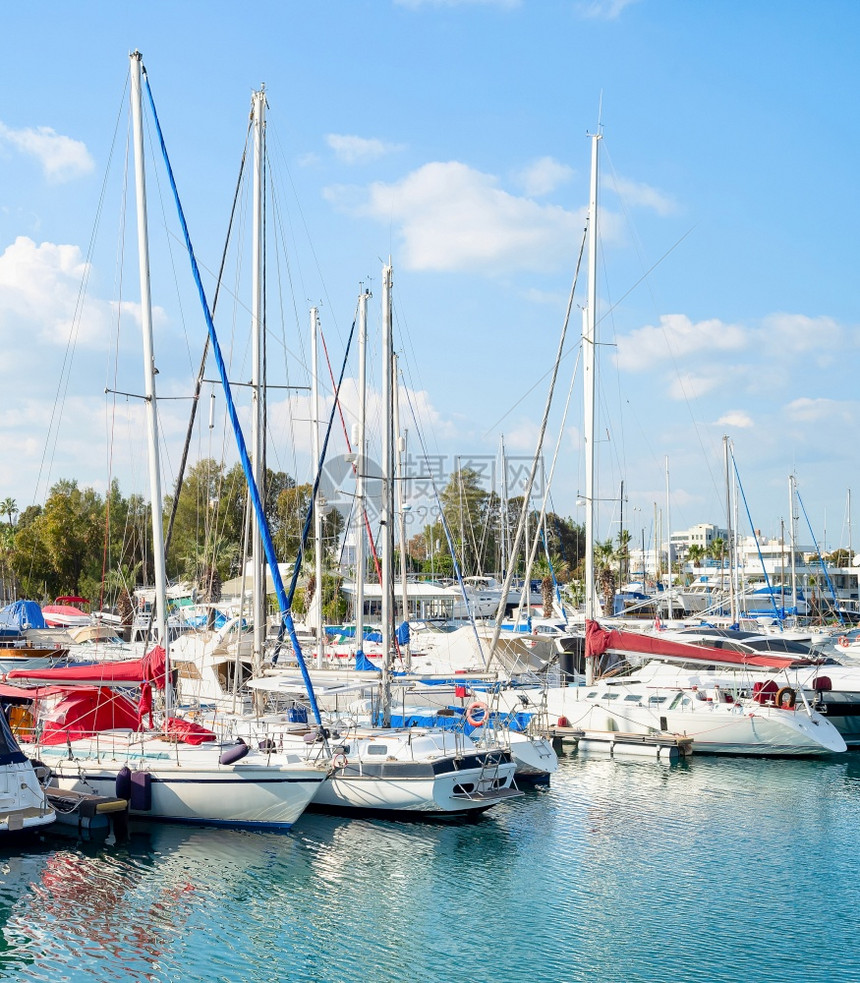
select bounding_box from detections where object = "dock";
[45,786,129,838]
[549,726,694,762]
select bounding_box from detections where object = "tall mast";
[393,353,411,669]
[723,436,736,622]
[665,457,673,620]
[500,434,509,577]
[354,288,370,662]
[251,85,266,674]
[130,52,169,676]
[310,306,323,668]
[380,263,394,725]
[789,473,798,620]
[583,129,600,684]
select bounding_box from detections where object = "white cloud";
[0,121,94,182]
[517,156,575,197]
[615,313,749,372]
[0,236,166,354]
[604,173,676,215]
[785,397,855,424]
[667,371,720,401]
[761,312,843,358]
[716,410,754,429]
[327,161,588,274]
[326,134,404,164]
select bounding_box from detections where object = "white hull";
[38,733,327,830]
[312,752,519,814]
[208,717,522,816]
[534,685,846,756]
[0,759,56,833]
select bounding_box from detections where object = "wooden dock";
[45,787,129,838]
[548,726,694,762]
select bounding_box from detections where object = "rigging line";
[161,118,252,561]
[795,486,844,625]
[32,77,130,508]
[267,124,343,345]
[142,64,338,724]
[102,108,133,598]
[730,447,782,626]
[485,218,586,669]
[482,223,695,439]
[401,384,487,666]
[481,223,587,439]
[317,312,384,589]
[516,346,582,625]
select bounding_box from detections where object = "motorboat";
[0,696,55,834]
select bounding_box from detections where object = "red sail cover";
[6,646,168,688]
[585,619,811,670]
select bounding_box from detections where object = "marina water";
[3,749,859,983]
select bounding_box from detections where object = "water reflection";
[2,754,859,982]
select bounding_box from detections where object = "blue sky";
[1,0,859,556]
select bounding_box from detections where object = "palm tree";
[687,543,706,578]
[616,528,632,584]
[594,538,617,615]
[103,561,143,637]
[1,497,18,531]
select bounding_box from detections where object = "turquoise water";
[2,749,859,983]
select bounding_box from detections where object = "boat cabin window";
[624,694,642,702]
[647,696,668,706]
[602,693,620,701]
[366,745,388,756]
[585,691,599,699]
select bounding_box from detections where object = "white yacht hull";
[538,686,845,756]
[0,759,56,833]
[38,734,327,830]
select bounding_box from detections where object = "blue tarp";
[326,622,410,644]
[380,706,532,735]
[0,600,46,636]
[355,652,380,672]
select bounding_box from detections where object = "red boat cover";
[6,646,167,688]
[38,687,141,745]
[164,717,217,745]
[585,619,811,670]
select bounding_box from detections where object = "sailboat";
[7,53,328,829]
[484,128,847,757]
[143,82,521,816]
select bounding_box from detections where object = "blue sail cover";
[0,600,46,637]
[325,622,410,644]
[355,652,380,672]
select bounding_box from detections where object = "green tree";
[1,497,18,530]
[440,468,491,576]
[594,538,617,614]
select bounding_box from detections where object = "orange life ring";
[332,752,348,769]
[465,700,490,727]
[775,686,797,710]
[839,636,850,648]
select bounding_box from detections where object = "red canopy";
[586,619,811,671]
[6,646,167,688]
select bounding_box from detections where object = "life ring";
[775,686,797,710]
[839,636,850,648]
[332,752,348,769]
[465,700,490,727]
